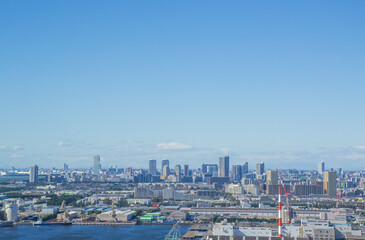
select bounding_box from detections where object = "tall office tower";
[323,171,337,196]
[266,170,278,185]
[242,162,249,175]
[162,165,170,179]
[256,162,265,175]
[219,156,229,177]
[94,155,101,175]
[232,165,242,181]
[29,165,39,183]
[318,161,325,174]
[184,165,189,176]
[64,163,68,171]
[149,159,157,175]
[175,165,181,182]
[162,159,169,171]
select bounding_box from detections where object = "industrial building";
[97,209,136,222]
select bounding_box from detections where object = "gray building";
[149,159,157,175]
[94,155,101,175]
[256,162,265,176]
[184,164,189,176]
[202,164,218,174]
[29,165,39,183]
[175,165,182,182]
[232,165,242,181]
[242,162,248,175]
[318,161,325,174]
[219,156,229,177]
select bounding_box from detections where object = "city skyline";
[1,1,365,170]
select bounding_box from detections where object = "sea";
[0,225,191,240]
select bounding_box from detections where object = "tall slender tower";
[184,165,189,176]
[242,162,249,175]
[149,159,157,175]
[94,155,101,175]
[218,156,229,177]
[318,161,325,174]
[278,186,282,238]
[29,165,39,183]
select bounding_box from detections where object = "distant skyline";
[1,1,365,170]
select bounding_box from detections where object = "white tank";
[5,202,18,222]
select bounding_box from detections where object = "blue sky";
[1,1,365,170]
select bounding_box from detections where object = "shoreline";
[15,222,193,226]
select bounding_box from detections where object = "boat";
[33,220,72,226]
[0,221,14,227]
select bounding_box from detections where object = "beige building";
[323,171,337,196]
[266,170,278,185]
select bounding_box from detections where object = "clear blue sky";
[1,1,364,170]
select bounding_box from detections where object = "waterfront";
[0,225,191,240]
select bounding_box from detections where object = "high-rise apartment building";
[219,156,229,177]
[323,171,337,196]
[149,159,157,175]
[256,162,265,175]
[318,161,325,174]
[29,165,39,183]
[162,159,169,171]
[232,165,242,181]
[266,170,278,185]
[94,155,101,175]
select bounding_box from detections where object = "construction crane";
[335,187,358,219]
[164,223,182,240]
[60,200,66,211]
[276,169,291,224]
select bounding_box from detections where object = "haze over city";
[1,1,365,170]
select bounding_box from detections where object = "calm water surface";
[0,225,191,240]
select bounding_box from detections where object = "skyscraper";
[219,156,229,177]
[266,170,278,185]
[162,159,169,171]
[162,165,170,179]
[64,163,68,171]
[149,159,157,175]
[242,162,249,175]
[29,165,39,183]
[323,171,336,196]
[256,162,265,175]
[232,165,242,181]
[318,161,325,174]
[184,164,189,176]
[175,165,181,182]
[94,155,101,175]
